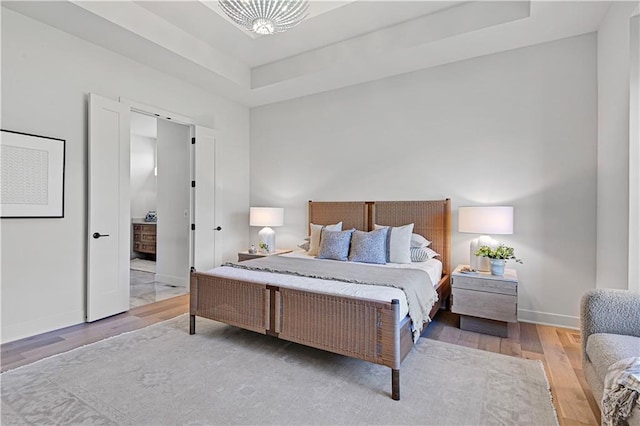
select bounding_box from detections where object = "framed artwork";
[1,129,65,218]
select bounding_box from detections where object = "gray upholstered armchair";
[581,289,640,425]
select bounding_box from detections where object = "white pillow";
[374,223,414,264]
[308,222,342,256]
[410,246,440,262]
[410,233,431,248]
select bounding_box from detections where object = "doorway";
[87,94,219,322]
[129,112,190,308]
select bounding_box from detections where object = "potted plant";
[475,244,523,276]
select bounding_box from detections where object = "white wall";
[251,34,598,328]
[596,1,637,291]
[156,119,190,286]
[630,12,640,293]
[130,134,157,220]
[0,8,250,343]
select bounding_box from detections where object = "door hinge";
[191,137,196,144]
[191,180,196,188]
[191,224,195,231]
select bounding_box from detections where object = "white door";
[192,126,221,271]
[87,93,131,322]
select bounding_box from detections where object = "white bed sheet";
[207,251,443,320]
[282,250,443,287]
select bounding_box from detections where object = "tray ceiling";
[3,1,611,107]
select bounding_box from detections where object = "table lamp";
[458,206,514,272]
[249,207,284,253]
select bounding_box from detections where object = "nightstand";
[451,264,518,338]
[237,249,292,262]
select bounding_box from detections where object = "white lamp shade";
[458,206,514,235]
[249,207,284,227]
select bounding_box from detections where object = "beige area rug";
[1,315,558,425]
[130,258,156,273]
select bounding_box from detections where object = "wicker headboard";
[373,200,451,276]
[308,201,369,232]
[307,199,451,276]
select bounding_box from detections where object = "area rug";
[1,315,558,425]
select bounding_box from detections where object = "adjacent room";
[129,111,190,308]
[1,1,638,425]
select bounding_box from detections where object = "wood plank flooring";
[0,295,189,373]
[1,297,599,425]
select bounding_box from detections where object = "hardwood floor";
[0,295,189,373]
[422,311,601,426]
[1,298,599,425]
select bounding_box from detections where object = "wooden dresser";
[133,223,156,256]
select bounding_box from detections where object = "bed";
[189,199,451,400]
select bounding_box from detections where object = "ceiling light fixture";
[218,0,309,35]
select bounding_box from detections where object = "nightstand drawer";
[452,275,517,296]
[452,288,517,322]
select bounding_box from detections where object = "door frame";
[119,97,220,275]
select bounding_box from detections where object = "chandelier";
[218,0,309,35]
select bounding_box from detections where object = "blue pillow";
[317,229,355,261]
[348,228,388,264]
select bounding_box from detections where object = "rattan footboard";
[190,270,409,399]
[276,288,402,367]
[189,272,269,335]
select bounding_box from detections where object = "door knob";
[93,232,110,239]
[214,226,222,231]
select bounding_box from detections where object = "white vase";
[490,259,507,276]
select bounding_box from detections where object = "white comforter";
[207,250,443,320]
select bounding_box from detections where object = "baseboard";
[154,273,188,287]
[1,309,85,344]
[518,309,580,330]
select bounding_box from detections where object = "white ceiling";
[3,1,612,107]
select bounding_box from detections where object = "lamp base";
[469,235,499,272]
[258,227,276,253]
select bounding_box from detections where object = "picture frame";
[1,129,65,218]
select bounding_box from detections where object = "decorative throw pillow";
[374,223,414,264]
[317,229,355,261]
[348,228,388,264]
[308,222,342,256]
[410,246,440,262]
[297,237,310,251]
[410,233,431,248]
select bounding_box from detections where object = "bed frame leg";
[392,369,400,400]
[189,314,195,335]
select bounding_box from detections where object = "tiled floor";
[130,258,156,273]
[130,269,188,308]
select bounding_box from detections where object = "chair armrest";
[581,289,640,360]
